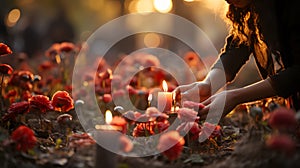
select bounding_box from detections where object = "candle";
[95,110,121,168]
[95,110,122,131]
[148,93,153,107]
[157,80,173,113]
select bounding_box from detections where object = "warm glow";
[148,93,153,102]
[136,0,154,13]
[153,0,173,13]
[6,8,21,27]
[184,0,194,2]
[105,110,113,124]
[162,80,168,92]
[144,33,161,48]
[128,0,154,13]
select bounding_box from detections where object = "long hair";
[226,3,272,71]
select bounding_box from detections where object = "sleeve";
[269,1,300,97]
[211,35,252,82]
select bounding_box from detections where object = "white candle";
[157,80,172,112]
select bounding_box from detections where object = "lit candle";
[95,110,121,168]
[157,80,173,113]
[95,110,122,131]
[148,93,153,107]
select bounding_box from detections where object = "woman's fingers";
[198,105,209,119]
[174,83,197,95]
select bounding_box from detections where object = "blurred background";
[0,0,261,87]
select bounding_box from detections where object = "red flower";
[145,107,169,122]
[132,123,154,137]
[119,135,133,153]
[153,120,170,134]
[11,126,37,152]
[266,134,296,156]
[0,64,13,75]
[199,122,222,140]
[22,90,32,101]
[29,95,53,113]
[0,43,13,56]
[176,122,201,141]
[60,42,76,53]
[8,71,34,90]
[102,94,112,103]
[110,116,127,134]
[45,43,60,58]
[157,131,185,161]
[2,101,30,121]
[268,107,297,131]
[51,91,74,112]
[69,133,96,148]
[4,89,17,99]
[126,85,138,95]
[182,101,205,111]
[39,61,54,71]
[177,108,200,122]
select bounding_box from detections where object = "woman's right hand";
[173,81,211,103]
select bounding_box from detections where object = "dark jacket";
[212,0,300,109]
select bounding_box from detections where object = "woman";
[175,0,300,119]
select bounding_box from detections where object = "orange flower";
[45,43,60,58]
[51,91,74,112]
[0,43,13,56]
[8,71,34,90]
[0,64,13,75]
[177,108,200,122]
[29,95,53,113]
[132,123,154,137]
[102,94,112,103]
[110,116,127,134]
[11,126,37,152]
[60,42,76,53]
[157,131,185,161]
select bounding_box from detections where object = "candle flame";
[148,93,153,101]
[105,110,113,124]
[162,80,168,92]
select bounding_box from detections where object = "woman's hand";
[198,89,240,120]
[173,82,211,103]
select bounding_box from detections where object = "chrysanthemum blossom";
[29,95,53,113]
[157,131,185,161]
[51,91,74,112]
[11,126,37,152]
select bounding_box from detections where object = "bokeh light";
[144,33,161,48]
[6,8,21,27]
[153,0,173,13]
